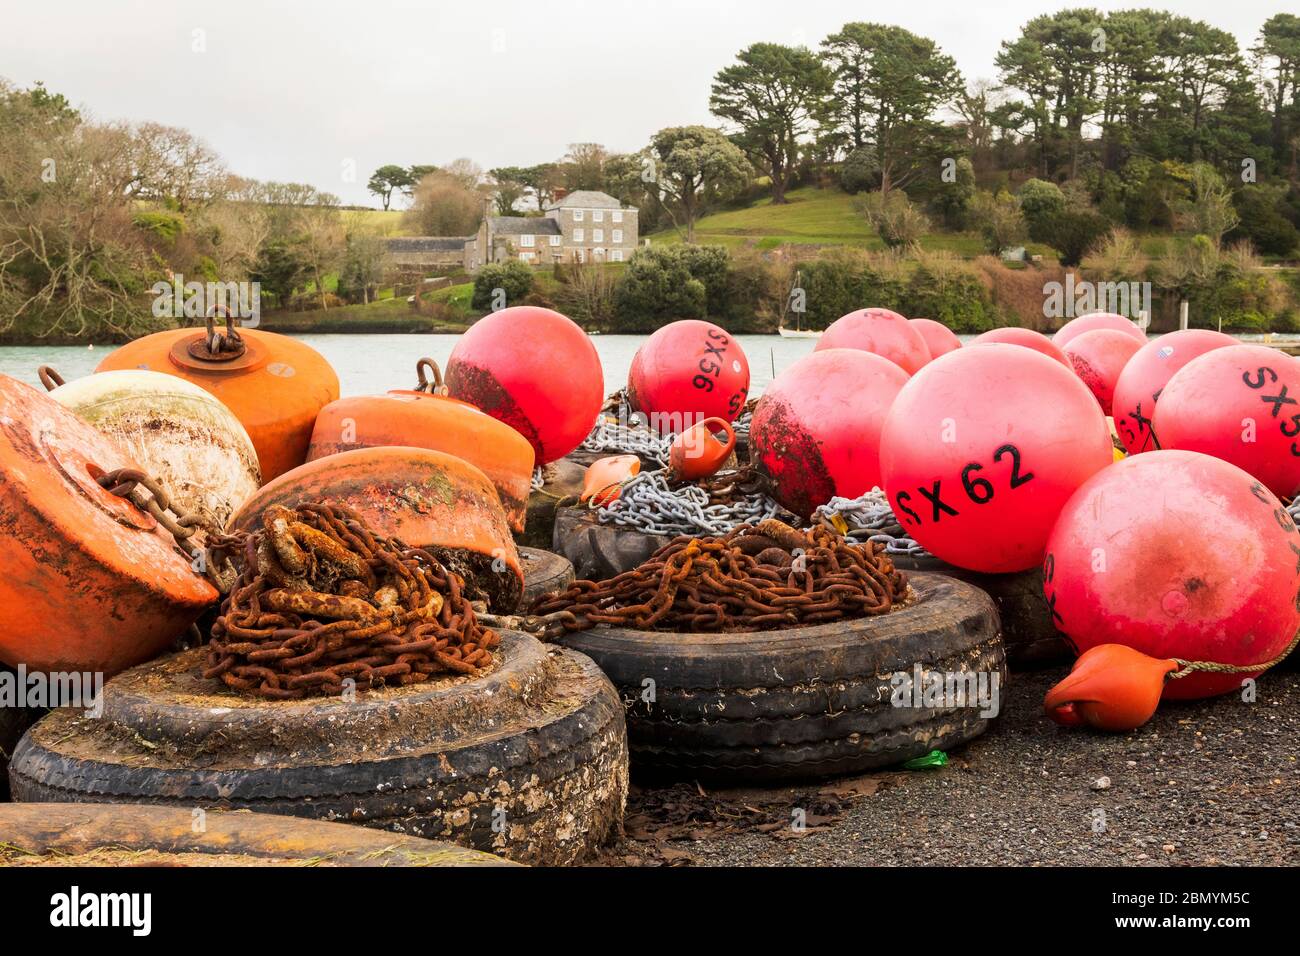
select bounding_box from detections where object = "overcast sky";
[0,0,1283,206]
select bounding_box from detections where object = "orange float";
[1043,644,1179,731]
[668,417,736,481]
[229,446,524,610]
[307,359,535,532]
[969,327,1070,366]
[581,455,641,506]
[909,318,962,361]
[95,317,339,482]
[0,375,218,675]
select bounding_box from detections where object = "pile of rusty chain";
[204,502,499,699]
[598,465,785,537]
[533,518,908,634]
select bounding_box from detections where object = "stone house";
[385,236,473,271]
[388,190,638,274]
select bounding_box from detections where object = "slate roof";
[386,237,472,252]
[544,190,624,210]
[488,217,561,236]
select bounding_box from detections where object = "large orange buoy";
[0,375,218,675]
[815,307,930,375]
[95,318,338,482]
[880,346,1112,573]
[1052,311,1146,349]
[1062,328,1144,416]
[307,359,535,532]
[1112,330,1238,454]
[909,318,962,362]
[627,319,750,431]
[1044,450,1300,699]
[1152,345,1300,500]
[229,446,524,610]
[445,306,603,465]
[969,327,1069,366]
[751,349,909,518]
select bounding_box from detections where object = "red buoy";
[1152,344,1300,500]
[1112,330,1238,454]
[445,306,603,465]
[627,319,750,432]
[751,349,908,518]
[879,346,1112,573]
[968,327,1069,366]
[1044,450,1300,699]
[909,319,962,362]
[815,307,931,375]
[1062,328,1144,416]
[1052,312,1146,350]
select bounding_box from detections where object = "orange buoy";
[627,320,751,429]
[667,417,736,482]
[581,455,641,506]
[445,306,603,465]
[968,327,1070,366]
[1062,328,1144,416]
[909,319,962,361]
[229,446,524,610]
[0,375,218,675]
[815,307,931,375]
[1044,644,1178,731]
[95,317,339,482]
[1052,312,1146,349]
[307,359,535,532]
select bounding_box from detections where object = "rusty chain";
[204,502,499,699]
[532,518,908,635]
[37,365,65,392]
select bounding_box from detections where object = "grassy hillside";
[645,186,1189,259]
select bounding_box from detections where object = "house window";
[520,235,534,247]
[612,210,623,223]
[572,209,584,222]
[573,228,584,242]
[549,235,561,246]
[592,229,603,243]
[611,250,624,262]
[592,209,604,222]
[612,229,623,244]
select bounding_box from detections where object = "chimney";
[552,187,568,203]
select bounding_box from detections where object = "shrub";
[1230,185,1300,257]
[471,260,535,311]
[612,248,707,332]
[855,190,929,252]
[968,190,1025,255]
[839,147,879,194]
[555,261,619,329]
[1018,179,1066,230]
[1035,208,1110,267]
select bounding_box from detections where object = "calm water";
[0,334,823,398]
[1,331,1292,399]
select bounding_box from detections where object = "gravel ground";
[607,666,1300,866]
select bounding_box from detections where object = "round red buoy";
[1053,312,1146,350]
[1112,330,1238,454]
[1062,329,1144,416]
[1044,450,1300,699]
[446,306,603,465]
[880,346,1112,573]
[1152,344,1300,500]
[815,307,930,375]
[751,349,908,518]
[627,319,750,432]
[969,327,1069,366]
[909,319,962,362]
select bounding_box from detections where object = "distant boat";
[778,269,821,338]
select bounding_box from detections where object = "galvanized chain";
[95,468,237,591]
[598,468,784,537]
[205,501,498,699]
[813,489,929,557]
[533,519,909,633]
[531,466,546,492]
[1288,498,1300,529]
[580,418,671,465]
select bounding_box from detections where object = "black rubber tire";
[518,456,586,550]
[553,505,673,582]
[556,572,1006,783]
[0,667,43,802]
[9,633,628,866]
[888,555,1070,668]
[0,803,512,867]
[519,547,576,605]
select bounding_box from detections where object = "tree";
[709,43,831,204]
[560,143,609,191]
[403,165,439,197]
[1018,178,1067,232]
[642,126,750,242]
[337,233,389,304]
[820,23,963,194]
[488,166,529,215]
[1174,162,1240,245]
[367,165,412,210]
[402,171,483,237]
[968,190,1026,254]
[471,260,534,311]
[126,122,225,211]
[1254,14,1300,175]
[856,190,930,252]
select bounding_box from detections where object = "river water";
[1,331,1293,398]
